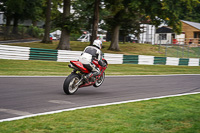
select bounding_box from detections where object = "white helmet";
[93,39,102,49]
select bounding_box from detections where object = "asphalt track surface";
[0,39,41,44]
[0,75,200,121]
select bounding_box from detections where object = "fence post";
[165,44,167,57]
[177,44,179,58]
[199,46,200,58]
[159,34,161,53]
[187,44,189,58]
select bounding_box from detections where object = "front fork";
[96,69,105,80]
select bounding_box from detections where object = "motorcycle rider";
[79,39,105,81]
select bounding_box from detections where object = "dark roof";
[156,26,173,33]
[181,20,200,30]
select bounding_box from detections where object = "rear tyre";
[93,72,105,87]
[63,73,80,95]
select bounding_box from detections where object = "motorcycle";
[63,58,108,95]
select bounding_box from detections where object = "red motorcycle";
[63,59,108,95]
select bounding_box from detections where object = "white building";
[139,24,156,44]
[155,26,185,45]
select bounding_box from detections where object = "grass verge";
[0,94,199,133]
[0,59,200,76]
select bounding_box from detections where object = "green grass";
[0,94,199,133]
[0,59,200,76]
[3,41,200,58]
[0,59,69,76]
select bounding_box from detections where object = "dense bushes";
[26,25,44,38]
[0,25,44,40]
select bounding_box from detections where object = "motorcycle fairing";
[70,61,90,73]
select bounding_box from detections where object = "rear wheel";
[63,73,80,95]
[93,72,105,87]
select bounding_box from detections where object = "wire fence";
[156,43,200,58]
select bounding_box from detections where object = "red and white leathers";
[79,40,104,79]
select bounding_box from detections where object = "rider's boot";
[84,71,100,82]
[83,73,93,83]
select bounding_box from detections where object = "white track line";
[0,92,199,123]
[48,100,74,105]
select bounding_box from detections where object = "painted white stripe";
[188,58,199,66]
[48,100,74,105]
[0,92,199,122]
[104,53,123,64]
[166,57,180,66]
[0,45,30,60]
[0,45,30,50]
[0,109,32,116]
[138,55,154,65]
[57,50,81,62]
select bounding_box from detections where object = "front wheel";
[93,72,105,87]
[63,73,80,95]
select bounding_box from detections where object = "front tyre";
[93,72,105,87]
[63,73,80,95]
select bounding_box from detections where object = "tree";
[41,0,52,43]
[179,3,200,23]
[57,0,71,49]
[23,0,44,26]
[104,0,137,51]
[0,0,45,27]
[104,0,200,51]
[0,0,46,40]
[120,16,141,44]
[72,0,102,45]
[0,0,25,34]
[0,0,11,36]
[72,0,94,31]
[90,0,100,45]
